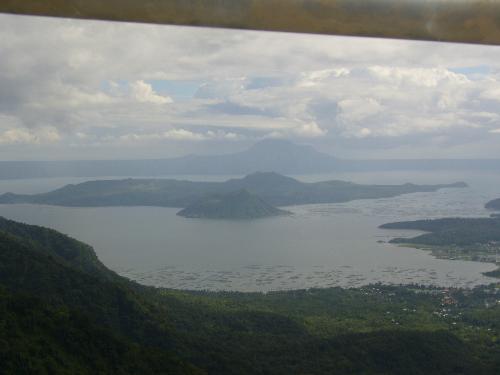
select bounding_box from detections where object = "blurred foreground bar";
[1,0,500,45]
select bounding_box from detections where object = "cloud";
[130,80,173,104]
[2,14,500,158]
[297,68,350,87]
[368,66,469,87]
[0,126,61,145]
[118,128,240,143]
[338,98,383,123]
[293,122,327,138]
[480,87,500,101]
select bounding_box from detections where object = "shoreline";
[391,242,500,279]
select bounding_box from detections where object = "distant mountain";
[0,139,338,179]
[177,189,290,219]
[226,139,339,173]
[486,198,500,210]
[0,172,467,208]
[0,139,499,179]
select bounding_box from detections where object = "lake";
[0,170,498,291]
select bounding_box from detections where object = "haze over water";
[0,170,498,291]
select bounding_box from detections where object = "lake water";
[0,170,499,291]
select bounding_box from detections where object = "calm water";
[0,170,498,291]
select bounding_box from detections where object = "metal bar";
[1,0,500,45]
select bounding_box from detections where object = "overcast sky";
[1,14,500,160]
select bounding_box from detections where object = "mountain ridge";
[0,172,467,208]
[1,139,499,179]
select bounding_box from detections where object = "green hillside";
[1,217,499,374]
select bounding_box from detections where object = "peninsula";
[380,216,500,278]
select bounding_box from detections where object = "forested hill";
[0,172,467,208]
[177,189,290,219]
[2,217,500,374]
[0,216,116,280]
[0,217,201,374]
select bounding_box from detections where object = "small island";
[486,198,500,211]
[177,189,290,219]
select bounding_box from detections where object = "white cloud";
[75,132,88,139]
[338,98,383,123]
[470,112,499,122]
[368,66,469,87]
[130,80,173,104]
[119,128,240,143]
[480,87,500,101]
[0,126,61,145]
[164,128,205,141]
[298,68,350,87]
[2,14,500,158]
[293,122,327,138]
[354,128,372,138]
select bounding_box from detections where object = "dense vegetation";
[1,217,500,374]
[486,198,500,211]
[0,222,200,374]
[177,189,290,219]
[0,171,466,208]
[380,217,500,247]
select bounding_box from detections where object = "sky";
[1,14,500,160]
